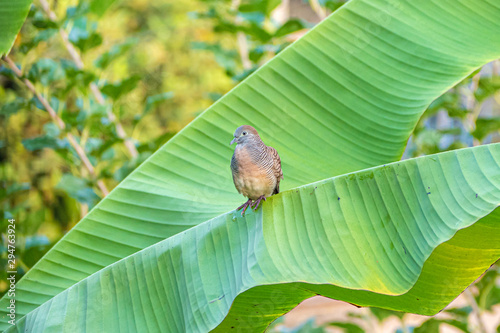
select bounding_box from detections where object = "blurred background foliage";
[0,0,499,332]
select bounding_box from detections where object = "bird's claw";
[251,195,266,211]
[237,199,253,216]
[237,196,267,217]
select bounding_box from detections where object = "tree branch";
[465,70,483,146]
[38,0,139,159]
[309,0,327,21]
[2,55,109,196]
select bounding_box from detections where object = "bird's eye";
[242,131,247,135]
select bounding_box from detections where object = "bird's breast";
[232,146,275,200]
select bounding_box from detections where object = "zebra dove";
[230,125,283,215]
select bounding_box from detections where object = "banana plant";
[0,0,32,56]
[2,0,500,332]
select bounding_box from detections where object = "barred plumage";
[230,125,283,215]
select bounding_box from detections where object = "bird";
[230,125,283,216]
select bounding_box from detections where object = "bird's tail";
[273,185,279,195]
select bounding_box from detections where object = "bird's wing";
[230,152,238,174]
[268,146,283,194]
[270,147,283,180]
[230,153,242,194]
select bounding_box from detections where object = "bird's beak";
[230,137,237,145]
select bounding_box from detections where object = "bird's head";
[230,125,260,146]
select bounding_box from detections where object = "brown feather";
[230,125,283,201]
[267,146,283,194]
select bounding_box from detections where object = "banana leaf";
[7,144,500,332]
[0,0,32,56]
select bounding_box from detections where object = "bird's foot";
[237,199,253,216]
[251,195,266,211]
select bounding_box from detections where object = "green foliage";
[191,42,239,75]
[0,99,28,118]
[21,135,67,151]
[369,308,404,321]
[473,117,500,141]
[190,0,311,82]
[274,19,306,38]
[94,38,136,69]
[239,0,281,16]
[475,266,500,312]
[55,174,99,207]
[27,58,65,85]
[68,17,103,52]
[89,0,118,17]
[476,76,500,102]
[326,322,364,333]
[143,92,175,115]
[0,0,230,303]
[100,75,141,100]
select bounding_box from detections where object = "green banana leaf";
[6,144,500,332]
[0,0,32,56]
[2,0,500,331]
